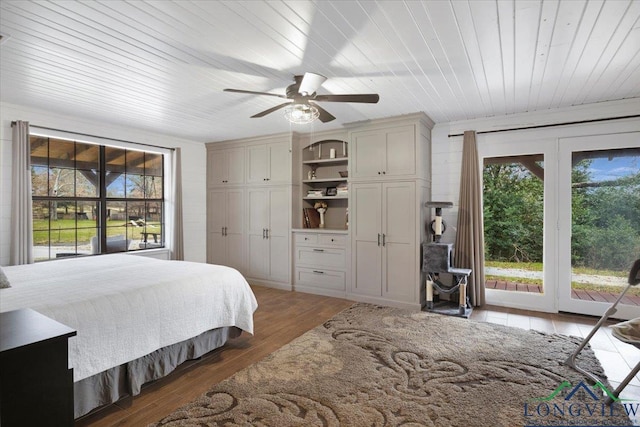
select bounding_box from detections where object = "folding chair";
[608,316,640,404]
[564,258,640,403]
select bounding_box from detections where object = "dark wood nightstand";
[0,308,77,426]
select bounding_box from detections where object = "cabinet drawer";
[295,233,318,245]
[295,268,345,290]
[295,247,346,269]
[318,234,347,247]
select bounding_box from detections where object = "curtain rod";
[11,121,176,151]
[447,114,640,138]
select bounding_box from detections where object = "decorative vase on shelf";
[317,208,326,228]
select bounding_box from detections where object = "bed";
[0,254,258,418]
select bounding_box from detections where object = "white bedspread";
[0,254,258,381]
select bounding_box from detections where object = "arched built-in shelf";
[301,139,348,230]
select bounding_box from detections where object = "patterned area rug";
[151,303,633,427]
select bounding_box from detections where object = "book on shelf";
[303,208,321,228]
[336,182,348,195]
[303,208,310,228]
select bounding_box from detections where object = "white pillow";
[0,266,10,289]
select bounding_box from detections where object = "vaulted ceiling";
[1,0,638,142]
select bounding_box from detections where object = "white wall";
[0,102,207,265]
[431,98,640,245]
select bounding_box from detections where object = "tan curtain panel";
[454,131,485,306]
[10,121,34,265]
[170,147,184,261]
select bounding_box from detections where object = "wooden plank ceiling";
[1,0,638,142]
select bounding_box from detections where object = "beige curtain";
[454,131,485,306]
[170,147,184,260]
[10,121,34,265]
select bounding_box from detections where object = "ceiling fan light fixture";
[284,103,319,124]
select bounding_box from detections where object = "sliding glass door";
[479,139,557,313]
[558,133,640,320]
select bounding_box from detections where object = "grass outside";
[485,260,640,297]
[33,219,160,245]
[485,260,628,278]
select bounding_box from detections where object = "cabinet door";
[246,145,268,184]
[382,182,416,302]
[268,187,289,237]
[351,126,417,180]
[267,187,289,282]
[207,148,245,185]
[227,233,244,273]
[269,235,289,282]
[226,147,245,184]
[384,126,416,177]
[246,189,269,278]
[208,149,226,186]
[267,142,291,184]
[351,131,385,179]
[207,189,226,264]
[226,189,245,272]
[351,183,382,296]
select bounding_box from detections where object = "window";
[31,136,164,261]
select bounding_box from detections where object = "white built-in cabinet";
[292,132,351,297]
[351,181,418,303]
[348,116,432,310]
[293,231,348,298]
[246,141,291,184]
[246,187,290,284]
[207,147,245,185]
[206,134,293,291]
[207,188,245,272]
[206,113,432,305]
[350,125,417,180]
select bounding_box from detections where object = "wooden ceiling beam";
[484,155,545,181]
[520,159,545,181]
[483,155,544,165]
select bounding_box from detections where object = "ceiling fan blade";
[224,88,287,99]
[250,102,292,118]
[298,72,327,96]
[310,102,336,123]
[314,94,380,103]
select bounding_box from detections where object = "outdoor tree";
[483,163,543,262]
[483,157,640,273]
[571,159,640,270]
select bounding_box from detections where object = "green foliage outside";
[483,159,640,273]
[483,163,544,263]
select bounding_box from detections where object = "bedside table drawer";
[318,234,347,247]
[295,247,346,269]
[295,268,345,290]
